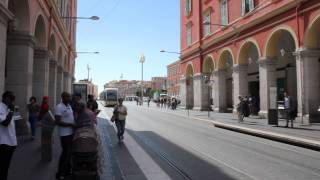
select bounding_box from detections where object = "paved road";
[99,102,320,180]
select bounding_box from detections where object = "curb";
[212,121,320,152]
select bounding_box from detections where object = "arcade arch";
[186,64,194,109]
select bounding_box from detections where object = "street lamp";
[203,22,236,30]
[160,50,181,54]
[61,16,100,20]
[139,53,145,105]
[76,51,100,54]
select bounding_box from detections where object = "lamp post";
[160,50,181,55]
[61,16,100,20]
[140,54,145,105]
[76,51,99,54]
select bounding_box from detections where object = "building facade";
[180,0,320,123]
[151,77,167,90]
[104,80,152,98]
[0,0,77,133]
[167,60,181,97]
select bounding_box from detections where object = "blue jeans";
[29,115,37,137]
[115,120,126,138]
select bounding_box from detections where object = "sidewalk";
[8,128,61,180]
[138,102,320,151]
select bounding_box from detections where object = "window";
[242,0,254,15]
[220,0,228,25]
[186,23,192,47]
[203,10,211,37]
[184,0,192,16]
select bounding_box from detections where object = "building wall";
[167,60,181,96]
[0,0,77,134]
[180,0,320,122]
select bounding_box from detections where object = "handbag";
[110,115,116,122]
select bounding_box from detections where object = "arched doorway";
[33,15,48,101]
[202,56,215,110]
[218,50,234,111]
[237,41,260,115]
[186,64,194,109]
[300,15,320,123]
[266,29,297,114]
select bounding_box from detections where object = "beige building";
[104,80,152,98]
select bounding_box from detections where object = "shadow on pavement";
[8,129,61,180]
[97,117,148,180]
[127,129,242,180]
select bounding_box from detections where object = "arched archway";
[33,14,49,101]
[265,28,297,106]
[300,15,320,123]
[202,55,215,109]
[34,15,47,48]
[305,15,320,49]
[218,49,234,110]
[236,40,260,114]
[186,64,194,109]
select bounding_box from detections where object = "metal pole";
[208,84,210,118]
[141,62,143,105]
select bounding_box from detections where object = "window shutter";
[249,0,254,11]
[241,0,245,16]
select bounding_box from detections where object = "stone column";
[233,65,248,112]
[0,3,13,96]
[33,49,49,101]
[212,70,227,112]
[186,77,194,109]
[193,74,210,111]
[63,71,71,93]
[179,78,187,109]
[258,57,277,118]
[48,59,57,110]
[56,66,64,103]
[295,48,320,124]
[6,32,35,135]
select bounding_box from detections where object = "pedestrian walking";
[55,92,76,180]
[27,96,40,140]
[0,91,17,180]
[113,98,127,142]
[147,98,151,107]
[284,92,294,128]
[237,96,249,123]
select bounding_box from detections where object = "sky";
[75,0,180,92]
